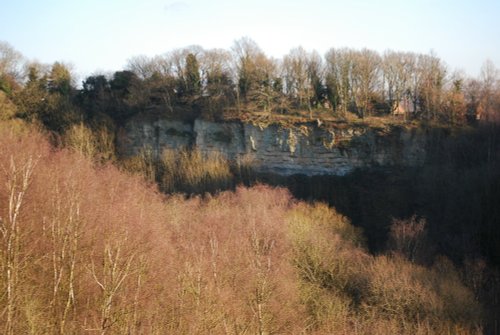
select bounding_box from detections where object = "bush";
[387,215,431,263]
[63,122,116,163]
[160,148,233,194]
[0,91,17,120]
[287,202,482,334]
[0,123,484,334]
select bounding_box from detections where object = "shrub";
[0,91,17,120]
[0,123,485,334]
[160,148,233,194]
[119,146,158,184]
[387,215,431,263]
[287,202,483,334]
[365,254,482,333]
[63,122,116,163]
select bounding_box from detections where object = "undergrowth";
[0,122,484,334]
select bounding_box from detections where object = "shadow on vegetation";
[113,123,500,333]
[0,125,488,333]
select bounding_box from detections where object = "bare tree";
[410,52,447,120]
[382,51,415,115]
[325,48,355,117]
[126,55,178,111]
[441,70,467,124]
[88,237,136,334]
[126,55,174,80]
[0,41,25,86]
[199,48,235,115]
[387,216,429,263]
[307,50,325,111]
[479,59,500,122]
[351,48,381,118]
[282,47,324,117]
[283,47,311,110]
[232,38,279,114]
[1,154,38,335]
[46,186,82,334]
[464,78,483,122]
[231,37,262,104]
[248,226,275,335]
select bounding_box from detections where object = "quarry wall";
[118,117,427,176]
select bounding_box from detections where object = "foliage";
[387,215,430,263]
[0,124,484,334]
[1,39,500,333]
[63,122,116,163]
[161,148,233,194]
[0,91,17,120]
[287,202,482,334]
[2,38,500,130]
[120,147,233,194]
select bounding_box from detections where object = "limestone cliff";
[118,116,427,176]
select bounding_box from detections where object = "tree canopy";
[1,38,500,129]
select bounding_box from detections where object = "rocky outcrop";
[118,116,427,176]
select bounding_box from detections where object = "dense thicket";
[0,125,483,334]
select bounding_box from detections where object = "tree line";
[1,38,500,132]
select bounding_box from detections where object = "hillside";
[0,122,484,334]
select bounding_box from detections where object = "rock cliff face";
[118,117,427,176]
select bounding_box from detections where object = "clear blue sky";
[1,0,499,80]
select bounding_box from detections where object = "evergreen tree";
[185,53,201,96]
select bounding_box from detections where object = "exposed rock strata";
[118,117,426,176]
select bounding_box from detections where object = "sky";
[1,0,499,81]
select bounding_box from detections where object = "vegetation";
[120,147,234,194]
[2,39,500,133]
[0,125,484,334]
[2,39,500,333]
